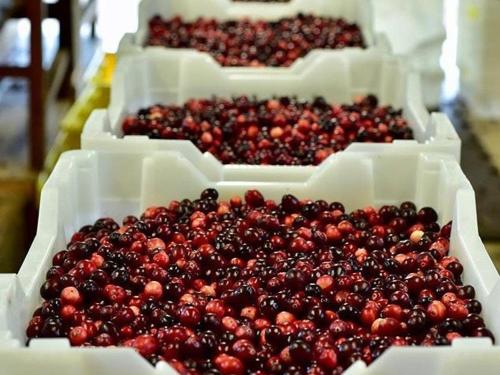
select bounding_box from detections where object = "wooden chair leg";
[26,0,45,172]
[53,0,75,99]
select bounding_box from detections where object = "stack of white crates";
[372,0,445,108]
[458,0,500,119]
[0,1,499,374]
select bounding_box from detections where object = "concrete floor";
[470,120,500,175]
[442,99,500,268]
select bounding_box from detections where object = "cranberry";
[407,314,427,334]
[26,316,43,338]
[60,286,82,306]
[316,275,334,292]
[276,311,296,326]
[201,188,219,201]
[458,285,475,299]
[467,300,482,314]
[263,325,285,347]
[144,281,163,300]
[418,207,438,224]
[133,335,159,356]
[60,305,77,322]
[259,296,281,318]
[427,301,447,323]
[40,279,62,300]
[69,326,88,346]
[381,304,403,321]
[285,269,307,291]
[472,327,495,343]
[40,317,63,337]
[282,194,300,213]
[371,318,401,336]
[447,302,469,320]
[93,333,114,346]
[214,354,244,375]
[232,339,257,362]
[288,340,312,363]
[245,190,265,208]
[318,348,338,369]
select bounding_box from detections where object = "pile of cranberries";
[27,189,493,374]
[122,95,413,166]
[146,14,365,67]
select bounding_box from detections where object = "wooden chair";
[0,0,45,171]
[0,0,96,171]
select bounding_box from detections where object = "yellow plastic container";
[60,53,116,138]
[37,54,117,198]
[37,130,80,200]
[0,169,35,272]
[92,53,116,89]
[60,85,109,137]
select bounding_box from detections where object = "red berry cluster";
[27,189,493,374]
[146,14,365,67]
[122,95,413,166]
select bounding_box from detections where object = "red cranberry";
[60,305,77,322]
[289,340,313,363]
[69,326,88,346]
[40,279,62,300]
[93,333,115,346]
[26,316,43,338]
[371,318,400,336]
[285,269,307,291]
[144,281,163,300]
[447,302,469,320]
[381,304,403,321]
[472,327,495,343]
[232,339,257,362]
[276,311,296,326]
[60,286,82,306]
[134,334,159,356]
[214,354,244,375]
[418,207,438,224]
[177,305,201,327]
[427,301,447,323]
[407,314,427,334]
[245,190,265,208]
[318,348,338,369]
[316,275,334,292]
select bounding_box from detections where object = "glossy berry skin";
[147,15,365,67]
[122,95,412,166]
[26,190,492,374]
[69,326,88,346]
[214,354,244,375]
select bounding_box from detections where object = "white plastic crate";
[117,0,386,69]
[0,148,499,374]
[81,49,460,181]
